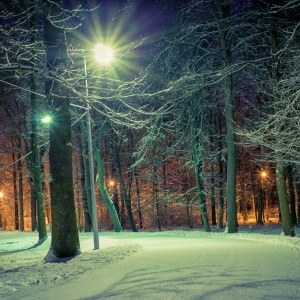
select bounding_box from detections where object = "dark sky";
[81,0,188,42]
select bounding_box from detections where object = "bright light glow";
[41,115,51,123]
[261,171,267,178]
[0,192,3,197]
[109,181,115,187]
[94,43,114,65]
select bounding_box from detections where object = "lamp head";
[41,115,52,124]
[261,171,267,178]
[94,43,114,65]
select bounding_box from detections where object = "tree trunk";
[134,167,143,229]
[94,150,122,232]
[17,139,24,231]
[75,126,92,232]
[43,0,80,258]
[12,151,19,230]
[94,123,122,232]
[31,80,47,240]
[218,4,237,233]
[294,165,300,226]
[209,115,217,226]
[287,165,297,226]
[217,106,224,228]
[129,129,143,228]
[115,137,138,232]
[191,120,210,232]
[153,163,161,231]
[270,15,295,237]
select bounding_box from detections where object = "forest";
[0,0,299,258]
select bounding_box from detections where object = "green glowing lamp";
[41,115,52,124]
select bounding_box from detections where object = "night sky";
[78,0,187,47]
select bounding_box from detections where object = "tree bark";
[287,165,297,226]
[115,137,138,232]
[43,0,80,258]
[191,120,211,232]
[75,125,92,232]
[270,14,295,237]
[94,124,122,232]
[17,138,24,231]
[12,151,19,230]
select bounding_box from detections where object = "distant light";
[0,192,3,197]
[42,115,51,123]
[94,43,114,65]
[261,171,267,178]
[109,181,115,187]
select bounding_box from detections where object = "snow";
[1,225,300,300]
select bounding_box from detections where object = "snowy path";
[5,231,299,300]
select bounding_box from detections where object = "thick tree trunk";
[210,3,237,232]
[271,15,295,237]
[276,162,295,236]
[43,0,80,258]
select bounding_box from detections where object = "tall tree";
[43,0,80,258]
[209,1,237,232]
[30,0,47,241]
[270,10,295,237]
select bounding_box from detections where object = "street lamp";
[261,171,267,178]
[41,115,52,124]
[84,43,114,250]
[109,180,115,187]
[93,43,114,65]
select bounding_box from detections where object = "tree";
[43,0,80,258]
[270,9,295,237]
[209,1,237,233]
[240,0,299,236]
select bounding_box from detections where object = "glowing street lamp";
[93,43,114,65]
[261,171,267,178]
[84,43,114,250]
[109,180,115,187]
[41,115,52,124]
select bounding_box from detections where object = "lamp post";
[260,171,269,222]
[83,43,114,250]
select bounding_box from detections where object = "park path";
[17,235,300,300]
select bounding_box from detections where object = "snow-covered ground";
[1,224,300,300]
